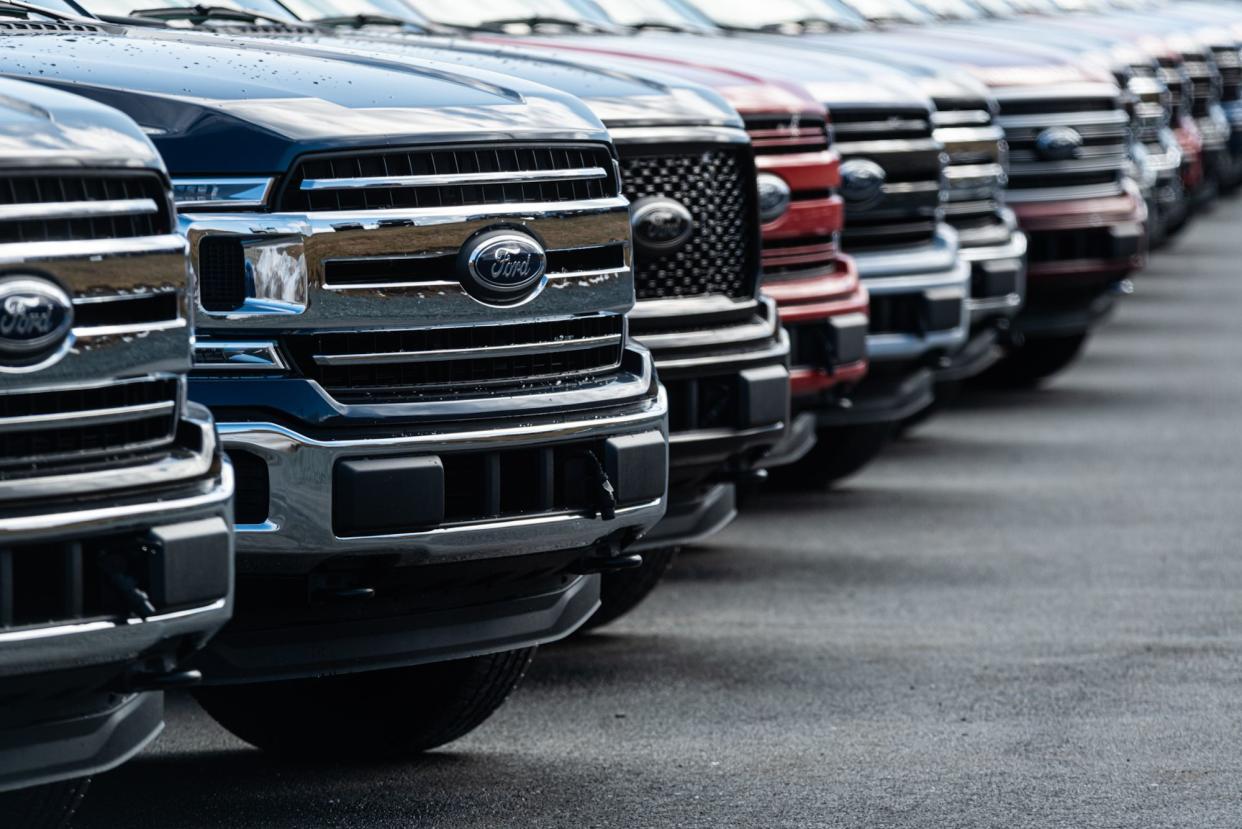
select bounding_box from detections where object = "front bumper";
[0,408,234,792]
[632,295,791,484]
[958,219,1027,326]
[853,228,972,364]
[1010,186,1146,340]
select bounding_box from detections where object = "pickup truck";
[0,15,670,758]
[0,77,233,826]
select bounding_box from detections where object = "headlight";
[756,172,792,223]
[172,178,274,209]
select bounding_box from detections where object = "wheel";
[770,421,892,490]
[193,648,536,760]
[579,546,677,632]
[975,333,1089,389]
[0,778,91,829]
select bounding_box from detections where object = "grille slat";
[0,379,180,478]
[744,115,831,155]
[832,107,942,253]
[0,171,171,244]
[619,146,759,300]
[283,316,625,403]
[279,144,618,212]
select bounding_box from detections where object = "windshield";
[587,0,717,30]
[409,0,588,26]
[690,0,866,31]
[912,0,984,19]
[838,0,931,23]
[19,0,79,13]
[275,0,423,22]
[73,0,295,19]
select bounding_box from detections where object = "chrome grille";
[283,314,625,403]
[0,171,171,244]
[1212,46,1241,103]
[278,144,619,212]
[744,115,830,155]
[932,98,1008,247]
[0,378,180,479]
[618,146,760,300]
[832,107,943,252]
[996,92,1129,203]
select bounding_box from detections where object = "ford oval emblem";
[0,276,74,369]
[756,172,793,224]
[459,229,547,302]
[839,159,888,210]
[1035,126,1083,162]
[630,196,695,255]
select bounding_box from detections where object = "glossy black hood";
[164,27,743,129]
[0,24,611,175]
[0,75,164,172]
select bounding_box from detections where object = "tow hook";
[574,449,617,520]
[572,538,643,574]
[98,552,157,618]
[127,668,203,692]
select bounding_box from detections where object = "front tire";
[194,648,536,760]
[977,333,1089,389]
[0,778,91,829]
[770,421,892,490]
[580,546,677,631]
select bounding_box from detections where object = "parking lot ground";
[76,198,1242,829]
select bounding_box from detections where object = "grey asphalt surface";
[75,199,1242,828]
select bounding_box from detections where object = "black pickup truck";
[0,76,234,826]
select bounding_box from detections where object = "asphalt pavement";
[75,198,1242,828]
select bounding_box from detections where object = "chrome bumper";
[224,387,669,571]
[959,226,1028,324]
[853,228,972,363]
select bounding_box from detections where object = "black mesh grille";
[0,170,171,244]
[284,315,625,403]
[197,236,246,312]
[278,144,618,212]
[619,146,759,300]
[0,379,180,477]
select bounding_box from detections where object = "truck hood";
[208,29,742,129]
[0,24,610,175]
[0,76,163,171]
[484,32,932,112]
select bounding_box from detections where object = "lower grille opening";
[664,375,741,433]
[1026,227,1117,264]
[842,217,938,251]
[869,294,924,336]
[229,450,270,525]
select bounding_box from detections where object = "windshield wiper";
[0,0,72,20]
[625,20,707,33]
[724,17,852,33]
[309,12,420,29]
[472,15,616,34]
[128,4,295,25]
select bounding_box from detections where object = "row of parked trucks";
[1,0,1238,823]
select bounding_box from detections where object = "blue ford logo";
[839,159,888,209]
[0,276,74,369]
[460,229,547,302]
[1035,126,1083,162]
[630,196,695,255]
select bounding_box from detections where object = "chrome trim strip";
[0,599,228,644]
[312,333,623,367]
[172,177,274,208]
[1005,182,1126,203]
[0,452,231,533]
[0,234,186,265]
[299,167,608,191]
[0,400,175,434]
[997,111,1130,131]
[74,319,188,338]
[193,340,287,372]
[0,198,157,222]
[833,119,931,134]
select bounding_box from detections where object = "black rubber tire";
[579,546,678,632]
[975,333,1089,389]
[0,778,91,829]
[193,648,536,760]
[770,421,892,490]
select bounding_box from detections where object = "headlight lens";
[172,178,273,209]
